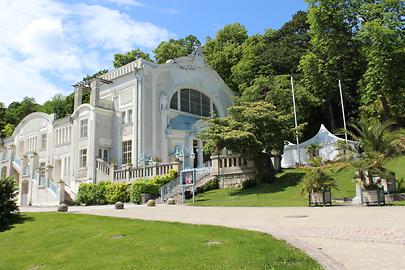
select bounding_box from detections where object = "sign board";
[181,169,195,186]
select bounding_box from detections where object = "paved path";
[22,205,405,270]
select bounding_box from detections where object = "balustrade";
[112,162,179,182]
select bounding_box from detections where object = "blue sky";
[0,0,307,106]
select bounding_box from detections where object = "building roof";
[167,115,200,131]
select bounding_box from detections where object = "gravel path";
[22,204,405,270]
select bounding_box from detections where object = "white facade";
[0,49,234,205]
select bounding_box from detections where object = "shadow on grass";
[229,172,306,197]
[0,214,34,232]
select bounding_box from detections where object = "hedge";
[129,180,159,204]
[105,183,130,204]
[77,169,178,205]
[77,182,129,205]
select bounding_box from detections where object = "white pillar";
[197,140,204,168]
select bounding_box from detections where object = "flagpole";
[290,76,300,165]
[338,79,348,143]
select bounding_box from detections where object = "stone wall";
[218,172,256,189]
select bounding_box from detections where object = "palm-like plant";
[347,117,404,188]
[300,157,338,195]
[306,143,321,159]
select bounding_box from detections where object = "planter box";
[362,188,385,206]
[309,190,332,206]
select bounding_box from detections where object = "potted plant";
[347,118,404,205]
[300,158,337,206]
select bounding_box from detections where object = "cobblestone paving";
[276,227,405,245]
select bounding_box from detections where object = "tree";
[204,23,249,92]
[4,97,40,135]
[40,94,70,119]
[113,49,153,68]
[200,100,299,179]
[300,0,363,131]
[0,176,19,220]
[355,0,405,120]
[154,35,201,64]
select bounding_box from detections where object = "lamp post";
[137,153,146,178]
[175,145,195,171]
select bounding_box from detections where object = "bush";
[105,183,129,204]
[0,176,19,219]
[150,169,178,187]
[130,180,159,204]
[77,182,109,205]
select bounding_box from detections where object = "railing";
[48,179,58,196]
[13,156,22,169]
[100,61,142,81]
[211,154,256,176]
[160,166,212,202]
[195,166,211,183]
[96,159,111,176]
[160,177,180,202]
[113,162,179,182]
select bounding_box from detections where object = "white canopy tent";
[281,124,357,168]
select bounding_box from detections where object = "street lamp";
[175,145,195,171]
[137,153,147,177]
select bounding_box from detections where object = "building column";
[197,140,204,168]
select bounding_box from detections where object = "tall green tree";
[154,35,201,64]
[232,11,310,93]
[200,100,299,178]
[204,23,249,92]
[355,0,405,120]
[113,49,153,68]
[300,0,363,131]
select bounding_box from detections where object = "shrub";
[151,169,178,187]
[130,180,159,204]
[299,168,337,195]
[105,183,129,204]
[77,182,108,205]
[0,176,19,219]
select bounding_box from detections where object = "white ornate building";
[0,49,234,206]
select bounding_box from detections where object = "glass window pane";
[190,89,201,115]
[170,92,178,109]
[202,94,210,117]
[180,89,190,113]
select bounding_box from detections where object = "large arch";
[169,88,219,117]
[12,112,55,138]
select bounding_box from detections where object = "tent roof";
[284,124,356,150]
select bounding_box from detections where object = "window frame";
[79,148,87,168]
[80,119,88,138]
[122,140,132,165]
[169,89,216,117]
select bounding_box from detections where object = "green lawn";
[192,157,405,207]
[0,213,321,270]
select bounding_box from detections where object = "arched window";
[170,89,217,117]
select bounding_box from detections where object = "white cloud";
[75,4,174,51]
[97,0,144,7]
[0,0,174,106]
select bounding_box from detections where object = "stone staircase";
[160,166,214,203]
